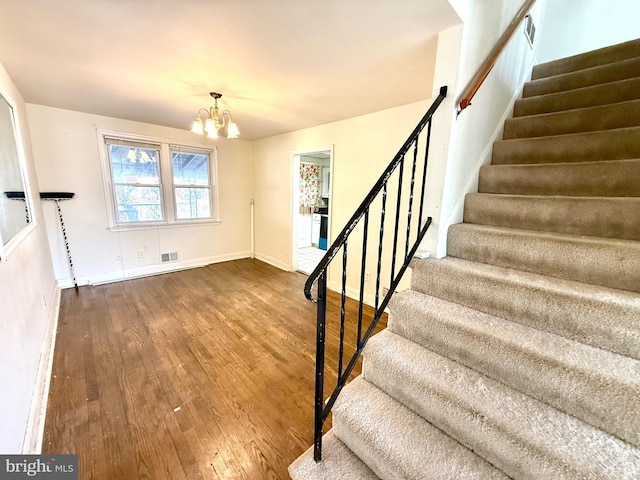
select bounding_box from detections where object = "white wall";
[431,0,638,256]
[429,0,545,256]
[253,100,436,300]
[27,105,253,287]
[0,62,58,453]
[537,0,640,64]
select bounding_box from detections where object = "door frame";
[291,145,334,273]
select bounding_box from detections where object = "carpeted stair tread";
[514,77,640,117]
[288,430,380,480]
[362,330,640,479]
[523,56,640,98]
[387,290,640,447]
[332,376,508,480]
[446,223,640,292]
[410,257,640,360]
[478,159,640,197]
[464,193,640,240]
[532,38,640,80]
[503,99,640,139]
[492,126,640,165]
[290,40,640,479]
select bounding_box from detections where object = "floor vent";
[161,252,178,263]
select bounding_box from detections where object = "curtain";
[299,163,321,214]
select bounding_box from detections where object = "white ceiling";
[0,1,460,140]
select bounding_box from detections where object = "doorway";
[292,147,333,274]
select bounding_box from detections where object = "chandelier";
[191,92,240,139]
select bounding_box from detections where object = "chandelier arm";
[191,92,238,137]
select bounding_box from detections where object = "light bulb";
[191,118,204,135]
[204,117,215,133]
[227,120,240,138]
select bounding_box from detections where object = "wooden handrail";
[456,0,537,114]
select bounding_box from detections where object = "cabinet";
[321,167,331,198]
[298,214,312,248]
[311,214,321,246]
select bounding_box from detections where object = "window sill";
[107,219,222,232]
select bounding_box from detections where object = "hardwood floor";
[43,259,386,479]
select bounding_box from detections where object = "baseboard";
[56,251,252,288]
[254,252,291,272]
[22,284,61,454]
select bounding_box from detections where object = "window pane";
[175,187,211,219]
[109,145,160,184]
[114,185,163,222]
[172,151,209,186]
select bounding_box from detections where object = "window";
[99,131,219,229]
[172,148,212,220]
[106,138,163,223]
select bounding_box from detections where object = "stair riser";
[410,259,640,360]
[363,332,640,479]
[524,56,640,97]
[504,100,640,139]
[447,223,640,293]
[532,38,640,79]
[514,77,640,117]
[333,378,508,480]
[288,431,379,480]
[492,127,640,165]
[478,160,640,197]
[388,293,640,447]
[464,193,640,241]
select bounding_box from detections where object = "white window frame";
[97,130,221,231]
[105,136,166,224]
[169,144,219,222]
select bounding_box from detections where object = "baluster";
[338,241,348,384]
[313,271,327,462]
[375,184,387,314]
[357,210,369,347]
[391,158,404,287]
[418,119,433,231]
[405,139,419,259]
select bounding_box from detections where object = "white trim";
[96,130,221,230]
[1,221,37,260]
[107,219,222,232]
[0,86,37,261]
[168,143,213,155]
[254,252,291,272]
[290,145,334,273]
[56,251,251,288]
[22,284,61,454]
[250,198,255,259]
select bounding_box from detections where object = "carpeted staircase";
[290,38,640,479]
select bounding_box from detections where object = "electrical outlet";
[365,272,370,282]
[137,249,145,258]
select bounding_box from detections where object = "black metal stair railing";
[303,86,448,462]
